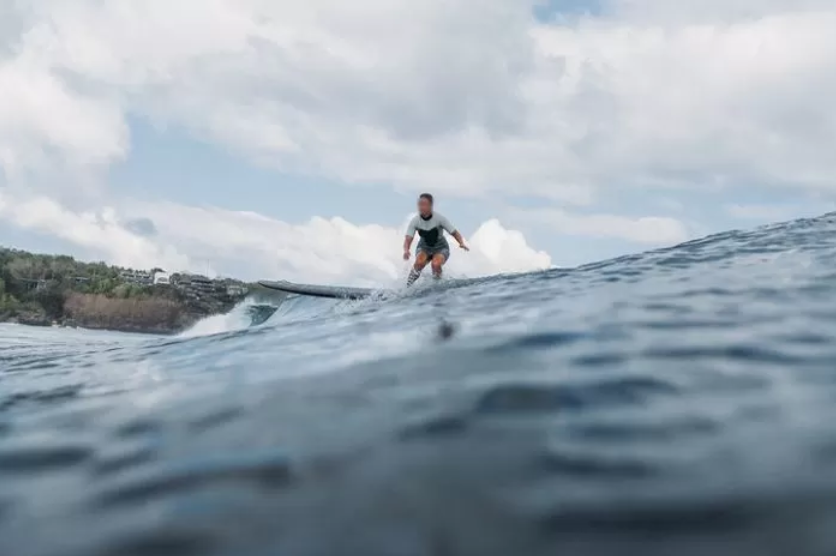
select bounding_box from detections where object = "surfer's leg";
[408,251,430,286]
[430,251,448,279]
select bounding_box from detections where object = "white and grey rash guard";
[406,212,457,249]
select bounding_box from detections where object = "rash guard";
[406,212,457,249]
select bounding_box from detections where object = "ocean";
[2,213,836,556]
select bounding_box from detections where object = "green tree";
[34,287,66,318]
[7,257,40,281]
[112,284,130,298]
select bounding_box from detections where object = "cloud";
[121,201,553,284]
[464,219,552,275]
[1,0,833,204]
[0,192,551,285]
[123,217,158,237]
[0,191,198,272]
[724,202,835,223]
[523,208,690,245]
[0,0,833,281]
[531,6,836,190]
[608,0,836,23]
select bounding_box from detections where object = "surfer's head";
[418,193,434,218]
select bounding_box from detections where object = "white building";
[153,271,171,285]
[120,269,153,285]
[227,285,247,296]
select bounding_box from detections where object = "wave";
[177,292,357,339]
[176,274,501,339]
[174,211,836,341]
[177,298,281,338]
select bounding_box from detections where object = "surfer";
[403,193,469,286]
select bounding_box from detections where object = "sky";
[1,0,835,286]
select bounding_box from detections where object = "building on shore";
[119,269,153,285]
[17,278,49,292]
[153,271,170,285]
[191,275,216,293]
[226,284,247,297]
[154,272,249,299]
[170,273,227,299]
[177,274,215,293]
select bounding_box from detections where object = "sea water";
[2,214,836,556]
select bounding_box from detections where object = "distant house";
[171,274,220,297]
[226,285,247,296]
[18,278,48,292]
[153,271,170,285]
[189,275,215,293]
[120,269,153,285]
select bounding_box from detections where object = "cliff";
[0,247,251,335]
[63,292,193,335]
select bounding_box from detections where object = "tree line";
[0,247,253,333]
[0,248,161,317]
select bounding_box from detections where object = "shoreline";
[0,319,171,337]
[1,247,254,336]
[0,247,293,337]
[0,314,193,336]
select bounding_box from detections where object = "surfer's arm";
[403,218,417,258]
[439,215,468,250]
[402,234,414,260]
[451,230,469,250]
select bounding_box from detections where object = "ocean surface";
[3,213,836,556]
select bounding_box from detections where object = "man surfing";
[403,193,469,286]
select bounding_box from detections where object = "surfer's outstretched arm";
[437,214,468,251]
[451,230,469,251]
[403,234,414,260]
[403,217,418,260]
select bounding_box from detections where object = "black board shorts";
[416,241,450,261]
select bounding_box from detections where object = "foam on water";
[178,299,262,339]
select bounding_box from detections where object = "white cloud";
[609,0,836,23]
[724,202,836,223]
[2,0,834,201]
[0,0,833,276]
[0,191,198,272]
[0,57,127,193]
[124,201,553,284]
[725,204,790,222]
[530,8,836,190]
[465,219,552,275]
[0,192,551,285]
[524,208,690,245]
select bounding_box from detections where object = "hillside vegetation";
[0,248,250,334]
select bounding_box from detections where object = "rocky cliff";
[62,293,197,335]
[0,247,251,335]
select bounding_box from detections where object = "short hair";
[419,193,434,204]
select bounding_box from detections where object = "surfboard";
[257,280,387,300]
[258,275,490,300]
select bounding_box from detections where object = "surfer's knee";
[431,260,443,274]
[414,253,429,269]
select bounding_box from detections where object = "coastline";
[1,247,253,335]
[0,291,239,335]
